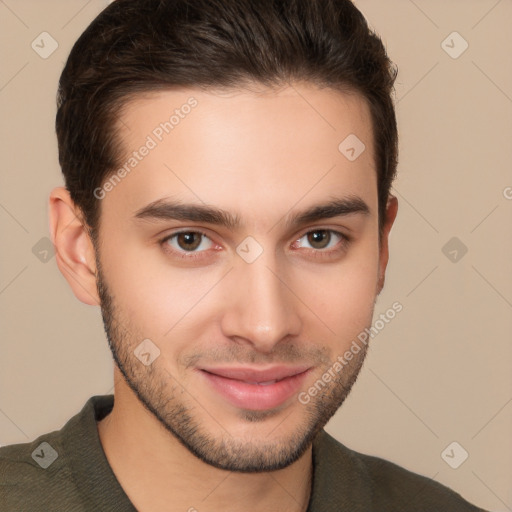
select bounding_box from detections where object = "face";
[93,83,387,472]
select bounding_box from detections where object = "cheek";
[100,240,222,340]
[293,241,379,341]
[97,239,170,336]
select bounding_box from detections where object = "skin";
[49,82,398,512]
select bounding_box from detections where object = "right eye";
[160,230,216,258]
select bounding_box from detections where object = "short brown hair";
[56,0,398,242]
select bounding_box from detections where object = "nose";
[220,255,303,353]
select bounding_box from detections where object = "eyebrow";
[133,195,370,231]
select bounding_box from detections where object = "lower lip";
[199,369,311,411]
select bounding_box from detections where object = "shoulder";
[311,430,488,511]
[0,395,113,511]
[0,429,79,510]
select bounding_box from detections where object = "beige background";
[1,1,511,510]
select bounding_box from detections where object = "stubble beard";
[95,256,370,473]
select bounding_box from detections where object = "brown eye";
[291,229,349,258]
[306,230,331,249]
[162,231,214,256]
[176,232,202,251]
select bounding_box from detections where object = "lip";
[198,365,312,411]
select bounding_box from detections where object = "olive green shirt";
[0,395,487,511]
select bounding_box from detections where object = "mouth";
[198,365,312,411]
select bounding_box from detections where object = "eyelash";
[159,228,351,262]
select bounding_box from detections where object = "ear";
[376,194,398,295]
[48,187,100,305]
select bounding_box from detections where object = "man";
[0,0,487,510]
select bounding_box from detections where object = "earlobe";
[377,194,398,295]
[48,186,100,306]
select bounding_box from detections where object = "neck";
[97,370,313,512]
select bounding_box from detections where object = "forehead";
[101,84,377,225]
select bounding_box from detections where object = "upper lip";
[200,365,311,383]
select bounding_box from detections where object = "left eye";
[163,231,213,253]
[294,230,345,250]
